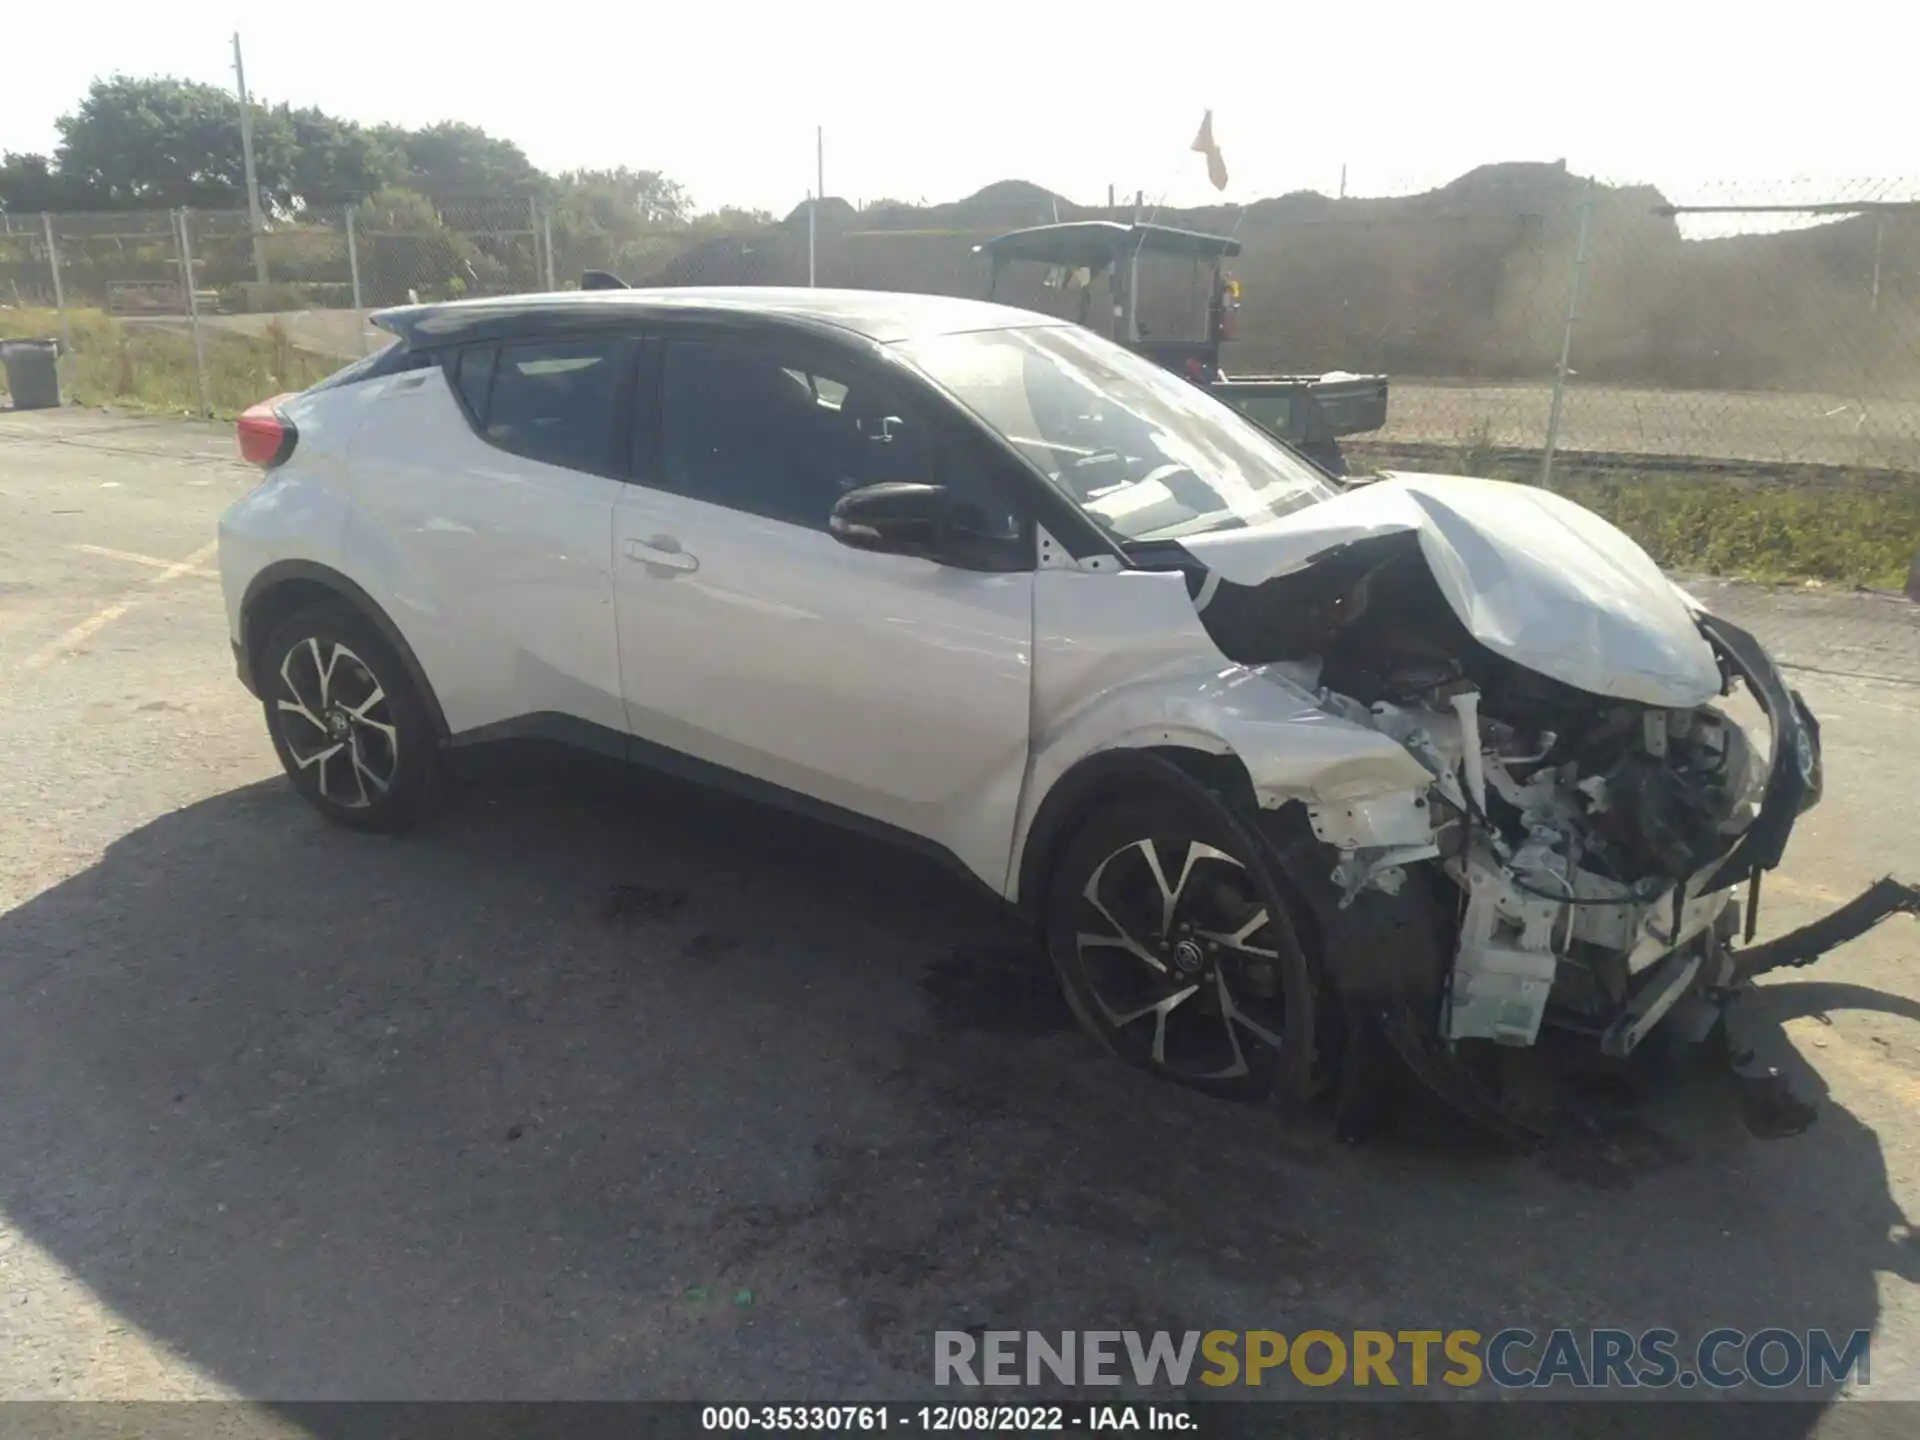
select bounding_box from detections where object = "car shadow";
[0,747,1912,1432]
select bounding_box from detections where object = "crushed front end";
[1180,517,1919,1141]
[1293,604,1920,1140]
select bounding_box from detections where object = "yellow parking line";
[70,543,219,580]
[23,540,218,671]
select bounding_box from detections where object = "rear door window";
[471,336,634,477]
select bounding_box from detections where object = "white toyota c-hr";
[219,286,1833,1140]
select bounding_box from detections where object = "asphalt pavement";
[1,409,1917,1434]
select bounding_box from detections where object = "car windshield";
[894,324,1337,541]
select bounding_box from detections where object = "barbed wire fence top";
[3,172,1918,479]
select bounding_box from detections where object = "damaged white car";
[218,287,1914,1141]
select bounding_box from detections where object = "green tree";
[7,74,696,288]
[265,106,404,213]
[43,79,545,214]
[378,121,541,195]
[51,76,251,208]
[0,152,87,212]
[349,186,493,304]
[540,168,712,284]
[690,204,776,233]
[550,167,693,225]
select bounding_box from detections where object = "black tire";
[1044,792,1318,1103]
[257,601,444,832]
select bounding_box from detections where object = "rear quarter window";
[466,336,634,478]
[305,340,431,394]
[454,346,496,418]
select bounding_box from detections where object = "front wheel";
[1044,794,1318,1102]
[258,601,443,832]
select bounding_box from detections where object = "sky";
[3,1,1917,221]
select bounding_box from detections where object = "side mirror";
[829,482,950,558]
[829,482,1026,572]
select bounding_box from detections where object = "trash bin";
[0,338,62,411]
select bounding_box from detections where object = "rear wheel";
[258,602,443,832]
[1044,794,1318,1102]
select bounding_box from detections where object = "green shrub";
[1349,440,1920,590]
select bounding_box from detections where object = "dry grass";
[0,307,340,418]
[1349,439,1920,591]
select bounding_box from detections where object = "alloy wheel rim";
[275,638,399,809]
[1074,835,1290,1080]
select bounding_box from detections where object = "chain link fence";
[4,173,1919,482]
[1561,178,1920,473]
[0,195,573,413]
[1201,173,1920,477]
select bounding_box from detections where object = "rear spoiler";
[365,269,632,347]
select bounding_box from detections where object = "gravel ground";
[2,410,1918,1434]
[1677,577,1920,686]
[1374,380,1920,472]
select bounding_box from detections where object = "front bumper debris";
[1692,610,1823,899]
[1711,876,1920,1139]
[1393,871,1920,1148]
[1730,876,1920,982]
[1358,611,1911,1144]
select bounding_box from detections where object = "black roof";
[371,286,1055,349]
[974,221,1242,268]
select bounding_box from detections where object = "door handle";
[623,535,699,575]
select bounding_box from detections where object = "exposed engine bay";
[1195,531,1782,1059]
[1106,470,1918,1140]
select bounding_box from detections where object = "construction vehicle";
[976,221,1388,474]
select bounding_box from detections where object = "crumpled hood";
[1178,471,1724,706]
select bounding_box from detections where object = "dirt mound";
[641,166,1920,395]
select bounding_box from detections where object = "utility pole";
[808,126,824,288]
[1126,190,1144,342]
[1871,217,1885,315]
[233,32,269,285]
[1540,176,1596,487]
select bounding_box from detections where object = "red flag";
[1191,110,1228,191]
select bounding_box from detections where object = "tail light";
[237,395,298,468]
